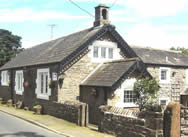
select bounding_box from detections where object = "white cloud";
[22,40,41,49]
[125,24,188,49]
[110,10,138,22]
[73,0,125,5]
[162,25,188,31]
[125,0,188,17]
[0,8,88,22]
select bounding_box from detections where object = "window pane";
[6,72,8,83]
[161,70,167,80]
[3,73,5,83]
[41,74,43,93]
[160,100,166,106]
[18,74,20,90]
[108,48,113,59]
[101,47,106,58]
[93,46,98,58]
[124,90,137,103]
[46,75,48,94]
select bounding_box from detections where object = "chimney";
[94,4,110,27]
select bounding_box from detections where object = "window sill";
[37,94,49,100]
[16,91,23,95]
[1,83,9,86]
[159,80,170,84]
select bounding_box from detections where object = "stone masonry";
[99,106,163,137]
[181,106,188,137]
[58,51,99,102]
[147,66,188,103]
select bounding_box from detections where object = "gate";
[181,106,188,137]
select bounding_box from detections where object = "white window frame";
[15,70,24,95]
[159,97,170,106]
[159,67,171,84]
[35,68,51,100]
[123,90,137,104]
[1,71,9,86]
[88,40,121,62]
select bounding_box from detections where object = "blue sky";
[1,0,188,49]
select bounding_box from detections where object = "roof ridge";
[131,45,182,54]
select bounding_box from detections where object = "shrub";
[134,77,160,111]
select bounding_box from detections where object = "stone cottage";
[0,4,188,125]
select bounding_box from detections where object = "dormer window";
[108,48,113,59]
[93,46,99,58]
[101,47,106,58]
[89,40,121,62]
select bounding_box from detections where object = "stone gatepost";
[164,102,181,137]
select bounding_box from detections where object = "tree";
[134,77,160,111]
[0,29,23,66]
[170,47,188,56]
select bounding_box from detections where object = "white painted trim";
[114,78,138,108]
[81,63,103,84]
[159,67,171,84]
[1,71,9,86]
[159,97,170,106]
[37,94,49,100]
[15,70,24,95]
[35,68,51,100]
[88,40,121,63]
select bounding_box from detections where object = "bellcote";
[94,4,110,27]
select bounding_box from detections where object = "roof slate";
[0,27,101,70]
[81,60,137,87]
[132,47,188,67]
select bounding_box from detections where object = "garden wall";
[99,106,163,137]
[42,101,87,126]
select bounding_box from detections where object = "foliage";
[7,99,12,103]
[33,105,42,109]
[16,101,22,105]
[170,47,188,56]
[16,101,23,109]
[0,29,23,66]
[134,77,160,111]
[0,98,3,101]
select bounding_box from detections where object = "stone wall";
[45,101,87,126]
[181,106,188,137]
[58,52,99,102]
[99,106,163,137]
[147,66,188,103]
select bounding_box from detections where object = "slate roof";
[81,59,138,87]
[132,47,188,67]
[0,27,101,70]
